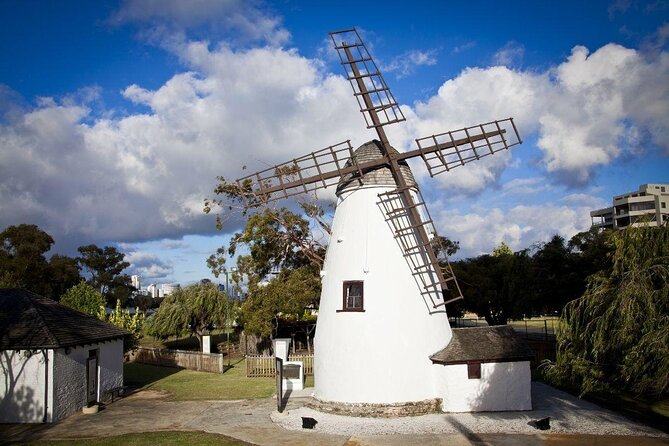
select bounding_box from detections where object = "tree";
[106,299,145,352]
[532,235,583,314]
[60,281,106,317]
[77,244,132,306]
[147,282,229,350]
[544,226,669,398]
[431,235,460,263]
[206,173,330,348]
[240,265,321,338]
[48,254,82,300]
[454,246,533,325]
[492,241,513,257]
[0,224,54,296]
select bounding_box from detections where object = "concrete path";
[2,385,668,445]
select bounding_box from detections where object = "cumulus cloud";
[0,40,367,252]
[407,43,669,191]
[1,22,667,259]
[125,250,174,280]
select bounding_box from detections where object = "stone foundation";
[306,397,442,417]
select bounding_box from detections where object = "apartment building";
[591,183,668,229]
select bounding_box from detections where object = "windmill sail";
[330,29,405,130]
[377,187,463,306]
[231,27,522,307]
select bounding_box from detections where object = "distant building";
[131,275,141,290]
[591,183,668,229]
[161,283,180,296]
[147,283,159,298]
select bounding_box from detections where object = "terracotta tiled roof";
[0,288,127,350]
[430,325,535,364]
[336,140,417,195]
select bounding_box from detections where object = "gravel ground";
[271,382,667,437]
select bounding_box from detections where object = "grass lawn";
[125,361,275,400]
[26,431,252,445]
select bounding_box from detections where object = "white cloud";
[406,44,669,191]
[382,49,438,79]
[111,0,290,46]
[434,196,607,258]
[501,177,551,195]
[0,26,666,260]
[125,250,174,280]
[0,40,367,250]
[493,41,525,66]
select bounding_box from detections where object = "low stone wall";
[306,397,442,417]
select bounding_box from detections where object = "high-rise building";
[131,275,141,290]
[591,183,668,229]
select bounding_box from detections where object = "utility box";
[283,361,304,390]
[272,338,303,391]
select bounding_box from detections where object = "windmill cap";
[336,140,417,195]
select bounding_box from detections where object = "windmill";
[232,29,522,411]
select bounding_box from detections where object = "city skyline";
[0,0,667,285]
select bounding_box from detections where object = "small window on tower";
[341,281,364,311]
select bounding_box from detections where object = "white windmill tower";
[230,29,522,413]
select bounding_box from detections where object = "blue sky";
[0,0,667,286]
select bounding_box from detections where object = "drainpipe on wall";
[42,349,48,423]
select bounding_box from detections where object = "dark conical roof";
[0,288,128,349]
[336,140,417,195]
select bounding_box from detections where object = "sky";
[0,0,668,287]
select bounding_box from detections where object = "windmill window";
[340,281,364,312]
[467,361,482,379]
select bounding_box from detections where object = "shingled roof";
[430,326,534,365]
[0,288,128,350]
[336,140,417,195]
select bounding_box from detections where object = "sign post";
[275,357,283,412]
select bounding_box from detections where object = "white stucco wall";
[436,361,532,412]
[0,349,54,423]
[53,340,123,421]
[314,186,452,404]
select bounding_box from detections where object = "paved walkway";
[2,385,668,445]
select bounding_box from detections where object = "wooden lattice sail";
[233,28,522,307]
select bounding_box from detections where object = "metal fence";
[246,354,314,377]
[133,347,227,373]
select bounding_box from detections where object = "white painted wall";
[0,349,54,422]
[98,340,124,399]
[314,186,452,404]
[53,340,123,421]
[435,361,532,412]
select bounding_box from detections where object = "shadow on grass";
[124,362,184,389]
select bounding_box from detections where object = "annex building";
[591,183,668,229]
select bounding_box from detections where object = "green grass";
[124,362,276,400]
[25,431,251,445]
